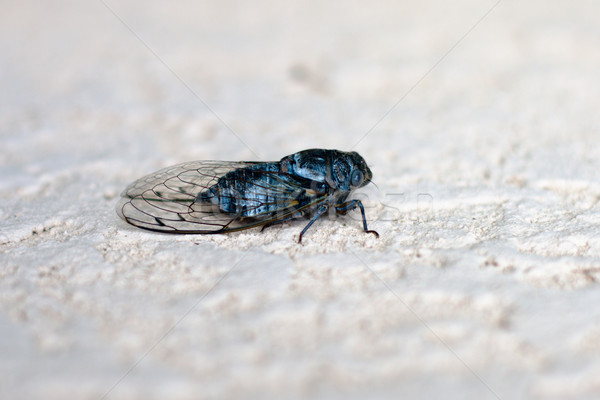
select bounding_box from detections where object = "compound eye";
[350,170,363,186]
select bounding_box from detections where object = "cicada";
[116,149,378,243]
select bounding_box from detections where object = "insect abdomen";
[198,163,286,217]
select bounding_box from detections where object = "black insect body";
[116,149,378,243]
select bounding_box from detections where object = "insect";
[116,149,379,243]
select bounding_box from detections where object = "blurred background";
[3,0,599,180]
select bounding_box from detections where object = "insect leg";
[335,200,379,238]
[298,204,328,244]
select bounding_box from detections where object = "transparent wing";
[116,160,326,234]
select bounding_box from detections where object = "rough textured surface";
[2,1,600,399]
